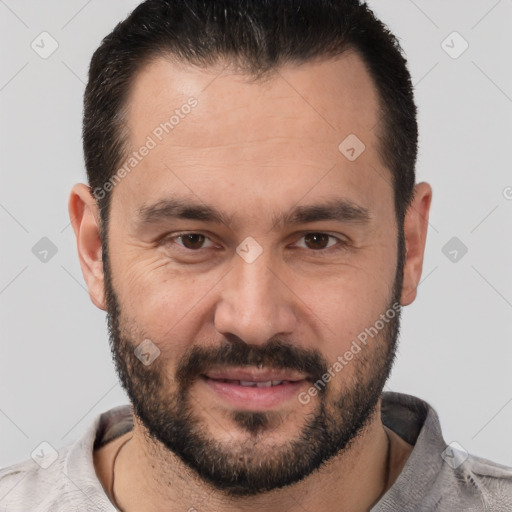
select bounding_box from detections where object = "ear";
[68,183,106,310]
[400,182,433,306]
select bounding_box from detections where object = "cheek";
[297,251,397,362]
[116,262,226,355]
[115,253,191,313]
[304,267,394,325]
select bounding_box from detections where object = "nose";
[213,251,298,346]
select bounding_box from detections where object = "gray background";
[1,0,511,470]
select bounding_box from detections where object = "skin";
[69,50,432,511]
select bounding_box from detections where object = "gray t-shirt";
[1,392,511,511]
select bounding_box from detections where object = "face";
[102,51,403,495]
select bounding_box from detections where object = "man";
[1,0,511,510]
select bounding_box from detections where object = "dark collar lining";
[381,391,429,446]
[93,405,134,451]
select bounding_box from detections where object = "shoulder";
[405,455,512,512]
[0,404,131,511]
[458,452,512,510]
[378,392,512,511]
[419,452,512,511]
[0,447,74,511]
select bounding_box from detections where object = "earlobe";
[399,182,433,306]
[68,183,106,310]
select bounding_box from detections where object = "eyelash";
[162,232,349,255]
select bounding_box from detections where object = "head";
[70,0,431,497]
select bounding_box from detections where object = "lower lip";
[201,376,306,410]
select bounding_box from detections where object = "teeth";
[256,381,272,388]
[208,377,292,387]
[237,380,284,387]
[239,380,258,387]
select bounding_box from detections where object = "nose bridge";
[214,248,296,344]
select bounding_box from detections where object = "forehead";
[112,51,389,227]
[125,50,380,144]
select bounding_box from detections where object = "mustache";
[175,338,328,387]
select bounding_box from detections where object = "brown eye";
[178,233,207,250]
[303,232,332,250]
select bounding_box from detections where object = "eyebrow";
[135,197,371,230]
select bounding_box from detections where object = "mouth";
[199,368,310,410]
[204,378,298,388]
[203,367,309,382]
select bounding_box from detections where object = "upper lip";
[203,367,308,382]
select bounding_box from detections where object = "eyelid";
[290,232,349,253]
[162,230,349,253]
[168,232,217,249]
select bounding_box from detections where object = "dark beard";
[101,230,403,497]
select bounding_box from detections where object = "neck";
[112,403,393,512]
